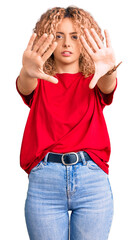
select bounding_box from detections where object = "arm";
[97,71,116,94]
[97,61,122,93]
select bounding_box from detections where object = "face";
[53,18,82,72]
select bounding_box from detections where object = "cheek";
[76,46,81,55]
[75,41,82,52]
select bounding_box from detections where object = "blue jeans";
[25,151,114,240]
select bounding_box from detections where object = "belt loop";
[79,151,87,165]
[44,152,50,164]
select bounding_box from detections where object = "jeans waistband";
[44,151,91,166]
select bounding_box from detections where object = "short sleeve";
[95,78,117,108]
[16,76,37,108]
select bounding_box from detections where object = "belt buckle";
[61,152,79,166]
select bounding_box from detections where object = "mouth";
[61,51,72,57]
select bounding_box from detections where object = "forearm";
[17,67,38,95]
[97,70,117,94]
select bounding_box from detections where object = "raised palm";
[22,33,58,84]
[80,28,116,89]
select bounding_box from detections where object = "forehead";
[56,18,79,33]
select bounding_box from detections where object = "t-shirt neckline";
[55,72,82,79]
[56,72,82,75]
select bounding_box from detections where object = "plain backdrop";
[0,0,138,239]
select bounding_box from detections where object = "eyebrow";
[56,32,78,34]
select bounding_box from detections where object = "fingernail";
[89,84,93,89]
[84,28,88,33]
[91,28,95,33]
[80,35,85,41]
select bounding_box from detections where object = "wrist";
[19,67,37,85]
[20,67,32,79]
[106,61,122,75]
[18,67,38,95]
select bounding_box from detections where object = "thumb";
[89,74,99,89]
[38,69,58,84]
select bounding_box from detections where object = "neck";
[55,61,80,74]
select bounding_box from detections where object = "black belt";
[47,151,91,166]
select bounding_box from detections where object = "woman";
[16,6,121,240]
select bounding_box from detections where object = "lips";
[61,51,73,57]
[61,51,72,54]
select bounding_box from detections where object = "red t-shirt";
[16,72,117,175]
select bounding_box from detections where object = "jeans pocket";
[30,158,46,173]
[86,159,102,170]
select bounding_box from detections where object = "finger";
[42,41,58,62]
[80,35,94,58]
[104,29,112,48]
[38,69,58,84]
[37,34,55,56]
[26,33,37,51]
[90,28,104,49]
[84,28,99,52]
[33,33,48,52]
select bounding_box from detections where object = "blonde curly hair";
[33,6,104,78]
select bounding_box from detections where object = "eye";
[56,35,62,39]
[72,35,78,40]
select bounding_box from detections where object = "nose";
[63,43,70,47]
[62,36,71,48]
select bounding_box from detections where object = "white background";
[0,0,138,239]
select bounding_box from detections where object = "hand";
[80,28,116,89]
[22,33,58,84]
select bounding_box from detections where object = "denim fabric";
[25,151,114,240]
